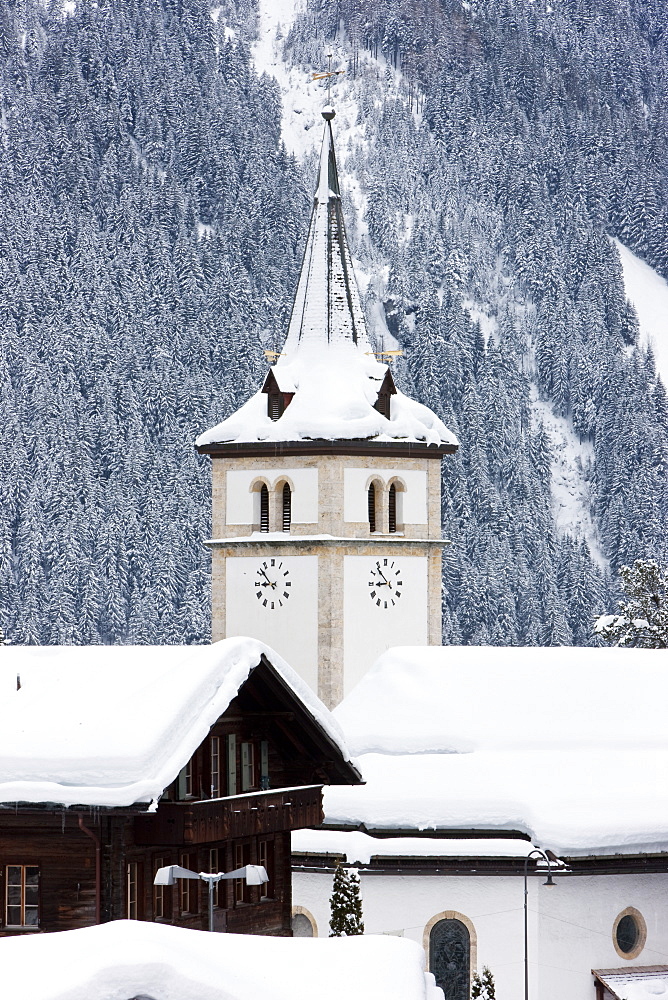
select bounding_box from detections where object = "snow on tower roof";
[318,645,668,857]
[0,638,353,809]
[197,109,458,452]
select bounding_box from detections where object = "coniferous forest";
[0,0,666,646]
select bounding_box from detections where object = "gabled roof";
[197,109,458,453]
[0,638,358,809]
[321,645,668,857]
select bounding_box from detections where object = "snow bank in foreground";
[0,920,441,1000]
[0,639,349,808]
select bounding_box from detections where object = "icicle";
[16,674,21,691]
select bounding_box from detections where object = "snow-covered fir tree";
[595,559,668,648]
[471,966,496,999]
[329,865,364,937]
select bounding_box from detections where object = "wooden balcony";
[134,785,323,846]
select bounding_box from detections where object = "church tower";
[197,107,458,708]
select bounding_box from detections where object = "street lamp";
[154,864,268,933]
[523,848,556,1000]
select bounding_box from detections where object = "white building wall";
[226,468,319,524]
[343,556,428,695]
[225,555,319,692]
[343,468,428,524]
[293,867,668,1000]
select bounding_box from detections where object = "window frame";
[179,853,199,915]
[153,856,169,920]
[4,864,40,929]
[234,843,251,905]
[259,839,273,900]
[281,482,292,532]
[241,741,256,792]
[210,736,220,798]
[127,861,143,920]
[368,482,376,533]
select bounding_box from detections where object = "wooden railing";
[134,785,323,846]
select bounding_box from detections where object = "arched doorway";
[428,917,471,1000]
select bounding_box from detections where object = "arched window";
[291,912,315,937]
[282,482,292,532]
[429,919,470,1000]
[388,484,397,533]
[260,484,269,532]
[368,483,376,533]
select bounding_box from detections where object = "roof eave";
[197,439,458,459]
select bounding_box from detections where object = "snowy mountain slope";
[530,392,604,566]
[0,0,666,648]
[614,238,668,386]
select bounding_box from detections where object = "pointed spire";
[195,104,459,453]
[279,108,373,363]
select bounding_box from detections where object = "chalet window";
[260,740,270,790]
[154,857,168,919]
[260,484,269,532]
[209,849,220,907]
[177,755,194,799]
[368,483,376,533]
[179,853,198,914]
[210,737,220,798]
[282,482,292,532]
[388,484,397,533]
[227,734,237,796]
[5,865,39,928]
[127,862,142,920]
[259,840,273,900]
[241,742,255,792]
[234,843,251,905]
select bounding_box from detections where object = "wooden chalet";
[0,641,360,937]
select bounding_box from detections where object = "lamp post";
[154,863,268,933]
[523,848,556,1000]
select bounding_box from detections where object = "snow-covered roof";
[0,920,443,1000]
[197,110,457,451]
[293,828,539,864]
[0,638,351,809]
[594,967,668,1000]
[322,645,668,857]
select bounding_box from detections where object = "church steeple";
[281,107,371,359]
[196,102,459,708]
[197,106,458,452]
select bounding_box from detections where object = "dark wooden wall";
[0,812,97,933]
[0,812,293,937]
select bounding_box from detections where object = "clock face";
[368,558,403,608]
[254,558,292,610]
